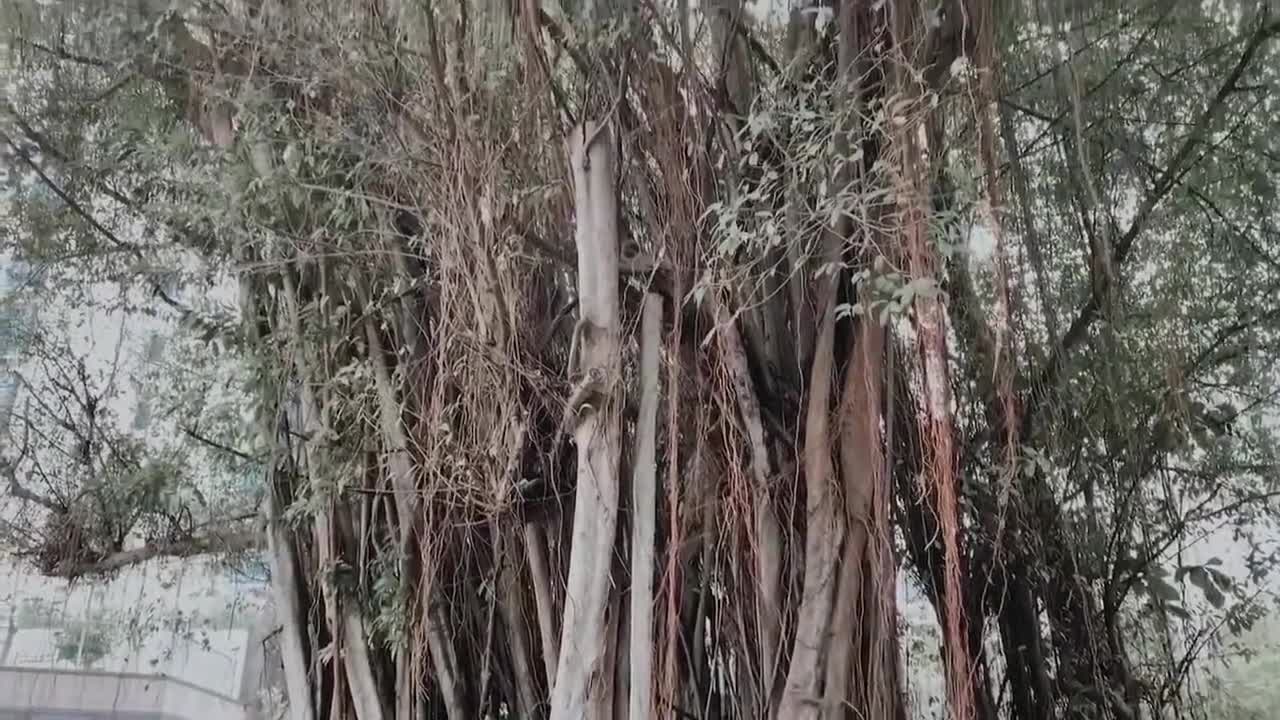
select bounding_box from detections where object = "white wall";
[0,666,247,720]
[0,558,268,699]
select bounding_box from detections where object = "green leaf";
[1207,567,1233,592]
[1147,576,1180,602]
[1185,566,1226,608]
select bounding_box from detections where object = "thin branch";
[20,40,112,69]
[1,457,62,514]
[999,97,1056,123]
[732,18,781,76]
[182,426,262,464]
[4,111,68,164]
[0,128,192,316]
[1022,17,1280,436]
[536,9,591,76]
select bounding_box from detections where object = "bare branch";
[19,39,113,69]
[181,426,262,464]
[1,459,62,513]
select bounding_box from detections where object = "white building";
[0,559,276,720]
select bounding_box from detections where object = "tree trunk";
[712,296,784,702]
[263,509,315,720]
[283,271,386,720]
[498,549,541,718]
[428,606,468,720]
[628,292,662,720]
[525,519,561,688]
[549,120,623,720]
[777,280,842,720]
[823,316,887,719]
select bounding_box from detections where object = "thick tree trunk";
[498,552,541,718]
[240,263,314,720]
[998,564,1056,720]
[549,120,623,720]
[777,281,842,720]
[823,316,887,719]
[900,107,973,720]
[362,312,420,720]
[427,606,468,720]
[783,7,818,370]
[887,3,974,717]
[311,458,384,720]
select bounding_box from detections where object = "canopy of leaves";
[0,0,1277,719]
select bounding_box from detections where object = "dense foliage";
[1,0,1278,719]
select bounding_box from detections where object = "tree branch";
[1,461,62,513]
[0,127,192,316]
[20,39,112,69]
[732,17,781,76]
[51,527,263,579]
[182,426,262,464]
[1,413,63,512]
[1022,17,1280,436]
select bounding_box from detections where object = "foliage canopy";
[1,0,1279,719]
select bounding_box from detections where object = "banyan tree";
[2,0,1279,718]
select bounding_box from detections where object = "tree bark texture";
[549,120,624,720]
[20,2,1248,720]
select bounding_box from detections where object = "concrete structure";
[0,666,249,720]
[0,564,278,720]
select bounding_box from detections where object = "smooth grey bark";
[525,520,561,687]
[549,120,623,720]
[265,483,315,720]
[627,292,662,720]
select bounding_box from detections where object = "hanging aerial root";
[966,0,1022,533]
[889,1,972,716]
